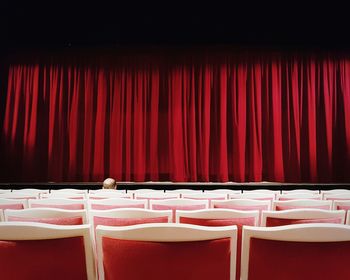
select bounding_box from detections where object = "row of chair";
[1,221,350,279]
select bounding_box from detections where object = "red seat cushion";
[0,237,87,279]
[0,204,24,210]
[179,216,256,280]
[248,238,350,280]
[276,205,331,211]
[152,204,207,222]
[102,237,231,280]
[93,216,169,228]
[31,204,84,210]
[91,203,145,210]
[7,216,83,225]
[266,217,343,227]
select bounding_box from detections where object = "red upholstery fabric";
[7,216,83,225]
[0,204,24,210]
[180,216,255,280]
[91,203,145,210]
[0,237,87,279]
[336,205,350,211]
[152,204,207,222]
[102,237,231,280]
[93,216,168,228]
[266,217,343,227]
[31,203,84,210]
[248,238,350,280]
[275,205,330,211]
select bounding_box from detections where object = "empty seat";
[0,223,95,279]
[88,192,132,200]
[88,198,148,210]
[230,193,276,201]
[277,193,322,201]
[135,192,180,208]
[261,209,346,227]
[241,224,350,280]
[96,223,237,280]
[272,199,332,211]
[28,198,88,210]
[4,208,87,225]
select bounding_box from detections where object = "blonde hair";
[103,178,117,189]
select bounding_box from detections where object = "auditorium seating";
[230,192,276,201]
[204,189,242,199]
[42,192,87,199]
[0,192,39,199]
[261,209,346,226]
[241,224,350,280]
[0,223,95,279]
[165,189,202,198]
[95,223,237,280]
[0,198,28,210]
[88,192,132,200]
[28,198,88,210]
[272,199,332,211]
[277,192,322,200]
[4,208,88,225]
[88,198,148,210]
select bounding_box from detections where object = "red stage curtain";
[2,53,350,182]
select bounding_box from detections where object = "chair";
[90,209,172,230]
[150,199,209,222]
[321,189,350,199]
[272,199,332,211]
[230,193,276,201]
[0,222,95,279]
[12,189,49,198]
[176,209,259,280]
[212,199,271,226]
[88,192,132,200]
[0,192,39,199]
[182,193,227,207]
[0,209,3,222]
[323,193,350,201]
[128,189,163,198]
[277,193,322,201]
[261,209,346,227]
[165,189,202,198]
[50,188,88,194]
[0,198,28,210]
[135,192,180,208]
[89,189,127,194]
[241,224,350,280]
[281,189,320,194]
[88,198,148,210]
[4,208,87,225]
[41,192,87,199]
[332,200,350,211]
[242,189,280,199]
[28,198,88,210]
[0,189,11,194]
[204,189,242,199]
[96,223,237,280]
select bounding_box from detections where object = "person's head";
[103,178,117,189]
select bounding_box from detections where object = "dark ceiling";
[1,2,350,52]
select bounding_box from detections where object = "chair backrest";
[4,208,87,225]
[323,193,350,201]
[281,189,320,194]
[12,189,50,197]
[41,192,87,199]
[182,193,227,206]
[321,189,350,199]
[230,193,276,201]
[261,209,346,226]
[0,192,39,200]
[150,199,209,222]
[241,224,350,280]
[0,189,11,194]
[204,189,242,199]
[96,223,237,280]
[0,222,95,279]
[242,189,280,195]
[0,198,28,210]
[135,192,180,208]
[28,198,88,210]
[88,198,148,210]
[277,193,322,201]
[0,209,3,221]
[50,189,88,194]
[176,209,258,280]
[165,189,202,198]
[128,189,163,198]
[88,193,132,200]
[332,200,350,211]
[90,209,172,230]
[272,199,332,211]
[89,189,127,194]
